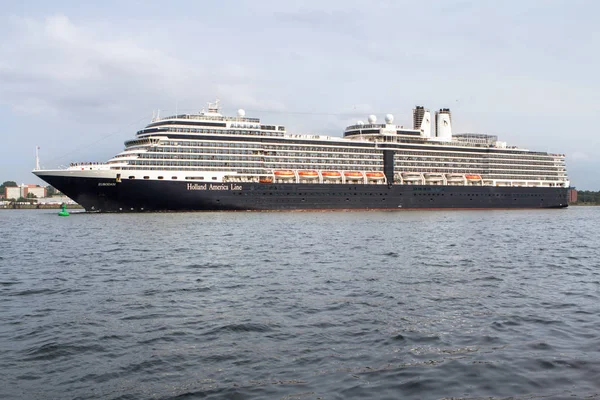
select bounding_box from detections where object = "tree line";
[574,190,600,205]
[0,181,17,193]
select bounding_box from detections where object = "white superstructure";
[37,101,570,189]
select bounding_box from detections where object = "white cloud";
[1,2,599,189]
[0,15,273,119]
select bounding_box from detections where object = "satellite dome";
[385,114,394,124]
[237,109,246,117]
[368,114,377,124]
[357,120,364,125]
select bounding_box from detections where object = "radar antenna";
[207,99,221,114]
[202,99,222,116]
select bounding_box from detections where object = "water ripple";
[1,208,600,399]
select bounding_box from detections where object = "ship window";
[158,176,164,180]
[144,176,150,179]
[212,177,218,180]
[129,176,135,179]
[172,176,178,179]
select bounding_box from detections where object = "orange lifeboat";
[344,171,363,180]
[465,174,482,180]
[259,177,273,183]
[366,172,385,179]
[274,170,295,179]
[321,171,342,179]
[298,170,319,178]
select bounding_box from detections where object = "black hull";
[39,175,570,212]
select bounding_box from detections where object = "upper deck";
[131,101,566,161]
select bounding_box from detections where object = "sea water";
[1,208,599,399]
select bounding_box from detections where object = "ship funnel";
[435,108,452,141]
[413,106,432,138]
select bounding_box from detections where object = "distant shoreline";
[0,204,84,210]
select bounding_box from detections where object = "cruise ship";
[33,101,570,211]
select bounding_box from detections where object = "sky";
[0,0,598,189]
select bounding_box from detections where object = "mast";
[35,146,40,170]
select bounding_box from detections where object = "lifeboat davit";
[298,170,319,178]
[366,172,385,180]
[344,171,363,180]
[322,171,342,179]
[274,170,295,179]
[465,174,482,180]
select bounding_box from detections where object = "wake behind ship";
[33,101,569,212]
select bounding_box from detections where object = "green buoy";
[58,204,70,217]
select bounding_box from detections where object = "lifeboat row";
[272,170,386,181]
[271,170,484,184]
[395,173,486,184]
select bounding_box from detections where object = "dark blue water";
[1,208,599,399]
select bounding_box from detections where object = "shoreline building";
[4,184,47,200]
